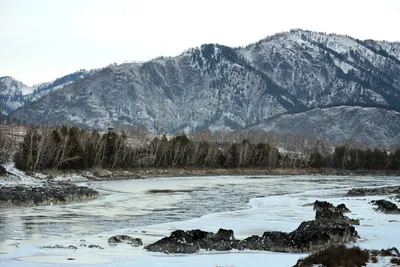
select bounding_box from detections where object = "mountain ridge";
[4,29,400,145]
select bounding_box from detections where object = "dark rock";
[313,201,350,213]
[146,200,359,254]
[315,208,359,225]
[345,186,400,197]
[108,235,143,247]
[335,203,351,213]
[314,201,358,225]
[215,228,234,240]
[239,220,357,253]
[144,228,237,253]
[146,219,357,254]
[39,245,78,249]
[313,200,334,211]
[315,209,346,221]
[371,200,400,214]
[0,166,7,176]
[0,184,98,207]
[67,258,75,261]
[379,247,400,257]
[88,244,104,249]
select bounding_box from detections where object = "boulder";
[108,235,143,247]
[371,200,400,214]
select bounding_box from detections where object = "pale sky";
[1,0,399,85]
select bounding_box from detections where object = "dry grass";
[391,257,400,265]
[295,245,369,267]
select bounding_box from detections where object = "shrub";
[295,245,369,267]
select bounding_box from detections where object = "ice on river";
[0,175,399,266]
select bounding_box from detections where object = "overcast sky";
[1,0,399,85]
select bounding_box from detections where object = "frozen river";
[1,175,400,266]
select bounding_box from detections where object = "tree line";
[11,125,400,172]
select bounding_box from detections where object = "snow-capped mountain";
[0,76,30,114]
[0,70,94,116]
[8,30,400,145]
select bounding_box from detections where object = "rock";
[335,203,351,213]
[371,200,400,214]
[379,247,399,257]
[315,209,346,221]
[88,244,104,249]
[0,184,98,207]
[108,235,143,247]
[146,219,357,254]
[67,258,75,261]
[238,220,357,253]
[313,201,350,213]
[345,186,400,197]
[313,201,358,225]
[39,245,78,249]
[0,165,7,176]
[315,208,359,225]
[144,228,237,253]
[313,200,334,211]
[145,200,359,254]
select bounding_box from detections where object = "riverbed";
[0,175,399,266]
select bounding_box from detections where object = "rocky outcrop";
[371,199,400,214]
[345,186,400,197]
[237,220,357,253]
[108,235,143,247]
[145,201,359,254]
[0,183,98,207]
[313,201,350,213]
[144,229,236,253]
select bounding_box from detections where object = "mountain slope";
[9,30,400,145]
[256,106,400,146]
[0,76,29,114]
[11,44,301,131]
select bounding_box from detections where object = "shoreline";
[48,167,400,181]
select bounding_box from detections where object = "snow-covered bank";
[0,175,399,266]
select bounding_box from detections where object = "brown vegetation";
[294,245,369,267]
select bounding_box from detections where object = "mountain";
[0,76,29,114]
[256,106,400,146]
[0,70,94,117]
[9,29,400,145]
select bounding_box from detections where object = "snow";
[0,175,399,266]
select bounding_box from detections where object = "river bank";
[14,166,399,182]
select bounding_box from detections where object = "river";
[0,175,399,266]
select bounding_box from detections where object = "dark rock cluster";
[108,235,143,247]
[0,183,98,207]
[145,200,359,254]
[345,186,400,197]
[371,199,400,214]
